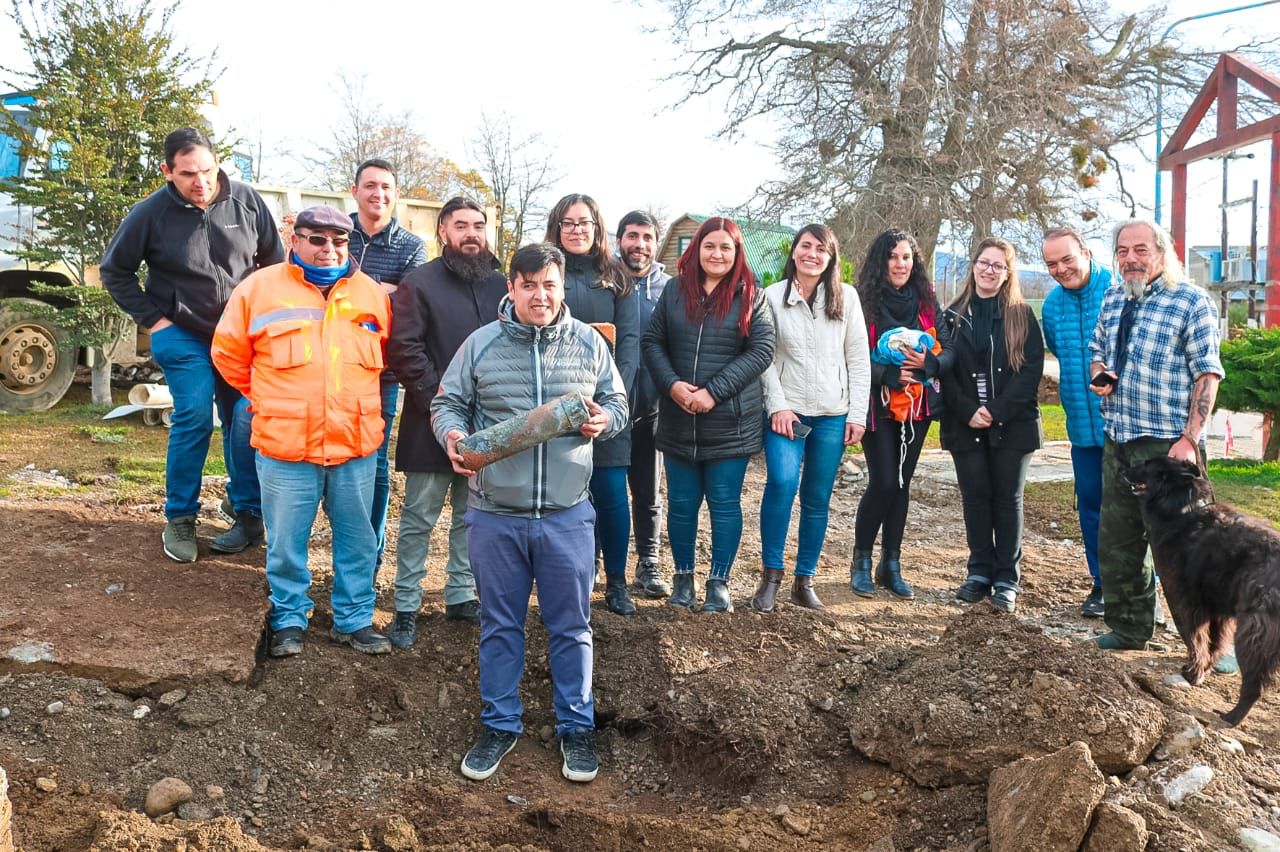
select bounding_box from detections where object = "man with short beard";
[1087,219,1224,652]
[385,197,507,646]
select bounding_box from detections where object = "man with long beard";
[385,197,508,646]
[1087,219,1223,651]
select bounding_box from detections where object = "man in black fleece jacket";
[100,127,283,563]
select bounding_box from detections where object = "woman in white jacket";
[754,224,871,611]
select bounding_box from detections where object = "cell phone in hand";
[1090,371,1117,389]
[791,422,812,439]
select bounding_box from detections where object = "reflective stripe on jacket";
[212,260,391,465]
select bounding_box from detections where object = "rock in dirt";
[986,741,1105,852]
[1156,764,1214,808]
[144,777,193,817]
[1081,802,1148,852]
[849,610,1167,785]
[45,700,64,715]
[1240,827,1280,851]
[781,812,811,836]
[158,689,187,708]
[0,768,11,852]
[92,811,265,851]
[206,785,224,800]
[378,814,422,851]
[176,801,213,821]
[1154,712,1205,760]
[34,777,57,793]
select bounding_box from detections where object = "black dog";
[1126,455,1280,726]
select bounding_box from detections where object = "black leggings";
[854,418,931,552]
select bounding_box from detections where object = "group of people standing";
[100,127,1224,786]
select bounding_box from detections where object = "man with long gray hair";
[1086,219,1223,651]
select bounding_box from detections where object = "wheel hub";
[0,323,58,393]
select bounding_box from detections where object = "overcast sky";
[2,0,1277,255]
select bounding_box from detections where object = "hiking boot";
[604,577,637,616]
[751,568,785,613]
[210,511,264,553]
[790,575,825,611]
[1090,632,1147,651]
[955,578,991,603]
[1081,587,1105,619]
[329,625,392,655]
[850,549,875,598]
[875,551,914,599]
[461,727,518,781]
[633,558,671,598]
[162,516,198,563]
[702,578,733,613]
[446,599,481,624]
[669,573,696,609]
[560,729,599,783]
[268,626,304,658]
[388,611,418,649]
[991,588,1017,613]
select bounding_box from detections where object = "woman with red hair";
[641,217,776,613]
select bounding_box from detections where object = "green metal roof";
[686,214,794,284]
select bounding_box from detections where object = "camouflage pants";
[1098,437,1174,645]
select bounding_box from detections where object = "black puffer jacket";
[641,280,775,462]
[938,300,1045,452]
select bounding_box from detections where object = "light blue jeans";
[257,451,377,633]
[759,414,847,576]
[665,455,750,580]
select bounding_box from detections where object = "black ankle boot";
[850,549,875,598]
[702,578,733,613]
[669,573,696,608]
[791,575,825,610]
[751,568,785,613]
[876,550,914,599]
[211,511,264,553]
[604,577,636,616]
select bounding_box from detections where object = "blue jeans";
[150,323,259,519]
[467,500,596,736]
[590,465,630,579]
[665,455,750,580]
[372,381,398,566]
[760,414,846,576]
[257,451,378,633]
[1071,445,1103,588]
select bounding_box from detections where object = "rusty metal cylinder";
[457,392,591,472]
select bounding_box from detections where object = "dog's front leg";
[1182,613,1212,687]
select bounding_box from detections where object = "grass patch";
[1207,459,1280,523]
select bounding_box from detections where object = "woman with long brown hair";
[940,237,1044,613]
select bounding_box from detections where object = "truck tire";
[0,299,77,413]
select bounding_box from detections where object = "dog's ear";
[1174,459,1202,483]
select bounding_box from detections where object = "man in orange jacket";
[213,205,393,658]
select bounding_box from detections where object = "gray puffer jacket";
[431,299,628,518]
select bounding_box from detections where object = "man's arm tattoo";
[1184,374,1220,442]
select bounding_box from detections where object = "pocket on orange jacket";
[252,397,309,462]
[350,329,384,371]
[266,322,311,368]
[357,395,384,457]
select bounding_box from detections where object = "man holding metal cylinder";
[431,242,628,785]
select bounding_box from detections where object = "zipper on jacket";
[691,315,706,459]
[532,326,545,518]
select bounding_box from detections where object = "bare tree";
[469,112,562,265]
[660,0,1277,261]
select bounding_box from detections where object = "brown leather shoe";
[750,568,785,613]
[791,575,825,610]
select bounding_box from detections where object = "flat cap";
[293,205,353,233]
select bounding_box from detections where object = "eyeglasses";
[974,259,1008,273]
[559,219,595,233]
[297,232,350,248]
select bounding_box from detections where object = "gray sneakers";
[461,727,519,781]
[162,516,198,563]
[329,626,391,655]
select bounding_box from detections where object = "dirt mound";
[90,812,263,851]
[848,607,1167,785]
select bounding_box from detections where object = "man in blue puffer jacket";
[1041,227,1110,618]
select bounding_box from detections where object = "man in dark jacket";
[101,127,283,563]
[616,211,672,598]
[385,197,506,645]
[347,158,428,569]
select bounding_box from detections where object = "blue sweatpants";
[467,500,596,737]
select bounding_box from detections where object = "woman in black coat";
[940,237,1044,613]
[545,193,640,617]
[641,216,775,613]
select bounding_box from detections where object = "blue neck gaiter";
[292,252,350,287]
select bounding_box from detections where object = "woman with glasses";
[754,224,869,612]
[850,229,953,600]
[940,237,1044,613]
[641,217,775,613]
[545,194,641,617]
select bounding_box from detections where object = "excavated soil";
[3,452,1280,851]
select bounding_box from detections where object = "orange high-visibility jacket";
[212,260,391,466]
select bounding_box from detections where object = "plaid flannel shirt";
[1088,276,1223,444]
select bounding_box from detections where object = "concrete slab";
[0,501,268,695]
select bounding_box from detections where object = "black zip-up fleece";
[101,171,284,340]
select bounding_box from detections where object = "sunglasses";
[297,232,350,247]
